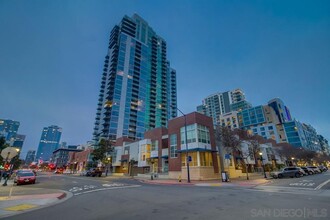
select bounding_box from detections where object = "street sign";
[0,147,19,160]
[225,154,231,159]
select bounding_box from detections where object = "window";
[140,144,150,161]
[181,152,197,167]
[200,152,213,166]
[151,140,158,151]
[197,124,210,144]
[268,126,273,130]
[170,134,177,158]
[180,124,197,144]
[124,146,129,155]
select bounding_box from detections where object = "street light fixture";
[106,157,111,176]
[259,152,267,179]
[2,147,20,186]
[176,107,191,183]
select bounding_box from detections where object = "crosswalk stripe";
[74,185,141,196]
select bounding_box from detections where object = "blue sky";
[1,0,329,158]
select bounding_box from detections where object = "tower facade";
[197,88,249,125]
[0,119,20,145]
[25,150,36,165]
[93,14,177,142]
[35,125,62,162]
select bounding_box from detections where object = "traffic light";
[4,164,10,170]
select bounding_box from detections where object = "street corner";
[0,191,71,219]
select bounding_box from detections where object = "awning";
[177,148,217,153]
[161,155,168,159]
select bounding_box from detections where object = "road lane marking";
[4,204,38,211]
[102,183,125,187]
[289,182,315,187]
[256,185,316,191]
[69,185,97,192]
[314,179,330,190]
[245,188,330,197]
[74,185,141,195]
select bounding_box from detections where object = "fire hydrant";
[178,175,181,182]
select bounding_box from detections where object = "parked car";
[270,167,305,179]
[300,166,314,175]
[307,166,322,174]
[54,168,64,174]
[79,170,88,176]
[318,165,328,172]
[14,171,36,185]
[86,168,102,177]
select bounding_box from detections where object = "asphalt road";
[4,172,330,220]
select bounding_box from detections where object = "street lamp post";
[106,157,111,176]
[243,157,249,180]
[2,148,20,186]
[259,152,267,179]
[176,107,191,183]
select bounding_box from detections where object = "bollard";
[178,175,181,182]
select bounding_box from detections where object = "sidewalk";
[134,173,272,187]
[0,179,70,219]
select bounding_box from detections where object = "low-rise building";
[52,148,82,168]
[68,148,93,171]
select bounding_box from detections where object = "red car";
[14,171,36,185]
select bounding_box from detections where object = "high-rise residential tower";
[196,88,250,125]
[35,125,62,162]
[25,150,36,165]
[0,119,20,145]
[93,14,177,142]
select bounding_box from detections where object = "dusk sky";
[1,0,329,158]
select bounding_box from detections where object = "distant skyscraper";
[197,88,249,125]
[25,150,36,165]
[93,14,177,142]
[35,125,62,162]
[12,134,25,152]
[0,119,20,145]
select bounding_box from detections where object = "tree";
[0,137,10,165]
[312,152,330,165]
[216,126,246,171]
[236,130,264,167]
[295,148,316,165]
[91,139,114,166]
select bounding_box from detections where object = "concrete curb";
[0,192,67,201]
[137,179,193,186]
[0,190,72,219]
[136,177,272,188]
